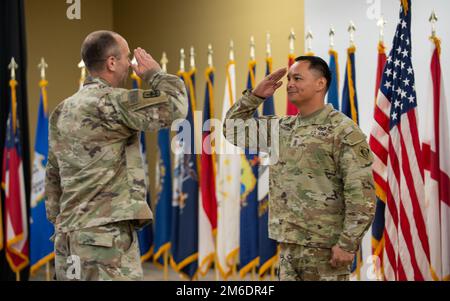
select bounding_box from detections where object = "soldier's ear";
[106,56,116,72]
[316,77,326,92]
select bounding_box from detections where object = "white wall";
[305,0,450,138]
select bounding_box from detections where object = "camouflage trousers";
[278,243,350,281]
[54,221,143,281]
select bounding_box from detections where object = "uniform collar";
[83,76,112,87]
[296,104,333,126]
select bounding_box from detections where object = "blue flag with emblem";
[258,57,278,279]
[153,128,173,267]
[131,73,154,262]
[328,49,340,110]
[170,69,199,279]
[342,46,359,124]
[30,79,54,274]
[239,60,260,278]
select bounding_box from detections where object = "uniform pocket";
[72,226,122,269]
[77,231,115,248]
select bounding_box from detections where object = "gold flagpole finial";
[189,46,196,70]
[38,57,48,80]
[329,26,336,49]
[229,40,235,61]
[306,27,314,53]
[161,52,168,72]
[8,57,18,80]
[207,44,213,68]
[429,10,438,38]
[179,48,185,72]
[250,36,256,61]
[266,32,272,58]
[377,16,387,43]
[78,60,86,81]
[348,20,356,47]
[288,28,296,55]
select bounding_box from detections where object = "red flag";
[423,36,450,281]
[2,79,29,273]
[286,54,298,115]
[198,67,217,275]
[370,40,387,280]
[375,42,387,103]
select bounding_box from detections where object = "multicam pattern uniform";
[224,91,375,281]
[45,70,187,280]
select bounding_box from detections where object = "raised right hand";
[252,67,287,99]
[132,47,161,78]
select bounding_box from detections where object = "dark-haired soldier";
[224,56,375,281]
[45,31,187,280]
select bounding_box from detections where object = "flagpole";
[348,21,356,48]
[38,57,52,282]
[78,60,86,89]
[163,250,169,281]
[46,262,51,281]
[305,27,314,55]
[327,26,334,50]
[161,52,168,73]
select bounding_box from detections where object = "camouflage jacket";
[45,70,187,233]
[224,91,375,252]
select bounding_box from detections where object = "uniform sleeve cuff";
[242,89,266,106]
[143,69,163,85]
[337,236,358,253]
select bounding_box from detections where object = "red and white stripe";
[423,38,450,281]
[372,90,431,281]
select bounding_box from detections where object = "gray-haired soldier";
[224,56,375,281]
[45,31,187,281]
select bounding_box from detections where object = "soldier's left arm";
[109,71,188,132]
[44,148,62,225]
[335,127,376,253]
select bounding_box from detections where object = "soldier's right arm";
[108,70,188,132]
[224,90,278,154]
[45,148,61,225]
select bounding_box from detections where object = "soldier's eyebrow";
[287,72,303,78]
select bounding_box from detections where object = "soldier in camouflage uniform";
[45,31,187,281]
[224,56,375,281]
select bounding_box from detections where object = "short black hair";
[295,56,332,91]
[81,31,121,72]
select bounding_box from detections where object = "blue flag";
[342,46,359,124]
[131,73,154,262]
[30,80,54,274]
[137,132,154,262]
[153,128,173,267]
[239,60,260,278]
[170,69,199,279]
[327,49,340,110]
[258,57,278,279]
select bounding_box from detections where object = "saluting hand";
[132,47,161,78]
[252,67,287,99]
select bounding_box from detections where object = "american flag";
[369,0,431,281]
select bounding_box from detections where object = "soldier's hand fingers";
[268,68,287,81]
[135,48,149,66]
[273,81,283,91]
